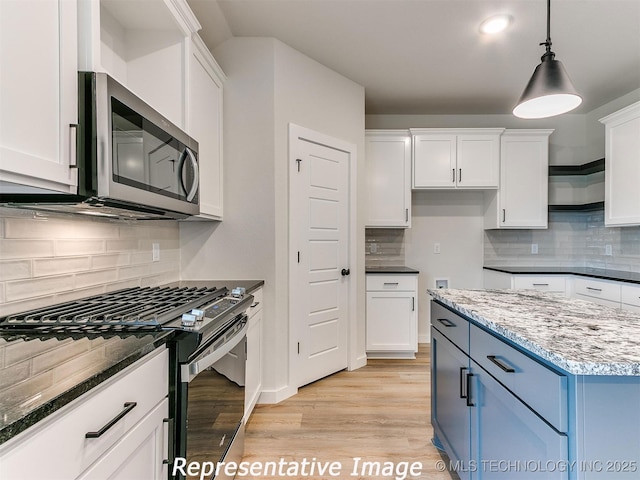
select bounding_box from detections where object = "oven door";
[179,316,247,480]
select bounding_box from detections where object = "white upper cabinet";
[484,129,553,229]
[186,36,226,220]
[364,130,411,228]
[600,101,640,226]
[77,0,200,129]
[0,0,79,193]
[411,128,503,189]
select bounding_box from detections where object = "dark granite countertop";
[0,330,171,445]
[366,266,419,274]
[0,279,264,446]
[484,266,640,284]
[163,279,264,293]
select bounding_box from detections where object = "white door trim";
[288,123,361,395]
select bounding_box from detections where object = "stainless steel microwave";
[0,72,199,220]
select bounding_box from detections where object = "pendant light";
[513,0,582,119]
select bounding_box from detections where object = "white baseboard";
[257,384,298,405]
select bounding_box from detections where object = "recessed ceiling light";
[480,14,512,34]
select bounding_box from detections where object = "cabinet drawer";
[621,283,640,308]
[248,287,263,317]
[366,274,416,291]
[470,324,567,432]
[513,275,566,293]
[430,301,469,354]
[0,348,168,480]
[574,277,621,304]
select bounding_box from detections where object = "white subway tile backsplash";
[0,210,181,314]
[33,257,91,277]
[5,217,119,240]
[106,238,142,252]
[75,269,119,289]
[6,275,76,302]
[485,210,640,272]
[0,240,54,259]
[91,253,130,270]
[0,260,31,281]
[55,239,105,256]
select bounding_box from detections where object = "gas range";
[0,285,254,359]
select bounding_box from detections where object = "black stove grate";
[0,286,226,331]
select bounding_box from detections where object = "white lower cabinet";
[366,274,417,358]
[245,288,263,420]
[0,348,169,480]
[573,277,622,308]
[621,283,640,312]
[75,399,168,480]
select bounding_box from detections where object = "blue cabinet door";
[432,327,472,480]
[471,360,569,480]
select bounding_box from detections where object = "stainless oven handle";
[181,319,248,383]
[179,147,199,202]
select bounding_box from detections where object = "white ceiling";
[187,0,640,115]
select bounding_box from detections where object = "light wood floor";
[242,344,458,479]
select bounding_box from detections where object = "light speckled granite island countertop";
[428,288,640,376]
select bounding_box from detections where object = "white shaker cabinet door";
[365,130,411,227]
[0,0,78,193]
[600,102,640,226]
[412,133,457,188]
[186,36,225,220]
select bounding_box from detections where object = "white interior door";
[290,125,351,389]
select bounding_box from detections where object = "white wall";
[180,37,365,402]
[406,191,485,341]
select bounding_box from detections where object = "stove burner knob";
[190,309,205,322]
[181,313,197,327]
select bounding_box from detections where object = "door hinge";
[296,158,302,172]
[297,342,300,354]
[297,251,300,263]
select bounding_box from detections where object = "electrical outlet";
[152,243,160,262]
[531,243,538,255]
[605,244,612,256]
[370,242,377,254]
[434,243,441,254]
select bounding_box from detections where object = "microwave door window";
[111,98,188,201]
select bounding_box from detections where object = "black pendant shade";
[513,0,582,119]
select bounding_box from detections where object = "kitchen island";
[428,289,640,480]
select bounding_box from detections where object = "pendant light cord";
[540,0,555,61]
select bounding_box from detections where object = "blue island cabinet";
[431,299,640,480]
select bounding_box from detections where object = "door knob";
[341,268,350,276]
